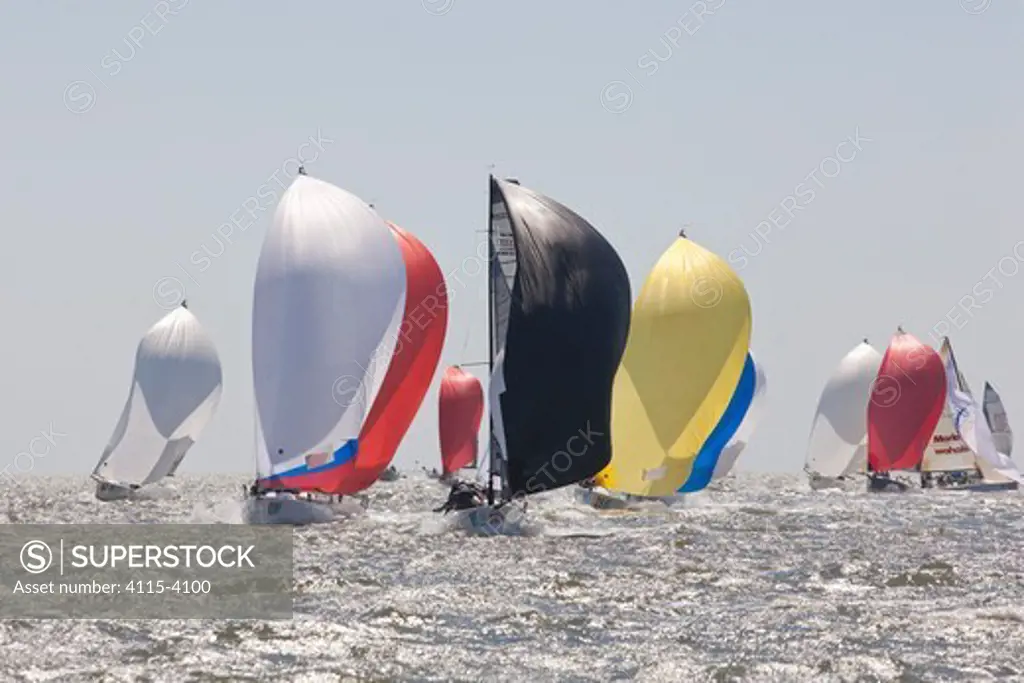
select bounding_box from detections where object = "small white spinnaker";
[93,303,222,493]
[804,340,882,480]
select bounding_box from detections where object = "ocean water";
[2,472,1024,682]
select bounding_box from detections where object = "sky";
[1,1,1022,481]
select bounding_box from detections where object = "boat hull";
[243,493,368,526]
[455,502,527,536]
[94,481,138,502]
[866,473,916,493]
[574,486,682,509]
[964,480,1019,492]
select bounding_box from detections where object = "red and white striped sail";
[867,329,946,472]
[438,365,485,476]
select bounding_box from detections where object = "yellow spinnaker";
[596,233,751,496]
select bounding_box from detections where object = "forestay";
[93,304,222,487]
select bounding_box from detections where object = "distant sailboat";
[93,301,222,500]
[804,340,881,490]
[866,328,946,492]
[710,355,767,481]
[244,173,407,524]
[919,338,980,489]
[594,230,751,498]
[947,366,1021,491]
[435,176,631,533]
[983,382,1013,457]
[438,365,484,481]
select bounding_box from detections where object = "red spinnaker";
[439,365,484,475]
[333,222,448,494]
[867,329,946,472]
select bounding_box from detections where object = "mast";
[487,175,496,506]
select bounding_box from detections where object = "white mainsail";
[251,174,406,483]
[93,304,222,487]
[983,382,1013,457]
[946,354,1023,484]
[804,340,882,479]
[711,353,767,480]
[921,338,976,473]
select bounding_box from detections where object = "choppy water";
[2,473,1024,682]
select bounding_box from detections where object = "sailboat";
[804,340,881,490]
[591,230,752,502]
[919,338,982,489]
[983,382,1013,457]
[437,365,484,483]
[92,301,223,501]
[435,176,631,534]
[244,171,425,525]
[947,358,1023,491]
[866,327,946,492]
[709,354,767,481]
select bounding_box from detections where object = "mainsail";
[334,222,448,494]
[483,176,631,501]
[983,381,1013,457]
[947,357,1022,484]
[804,340,881,479]
[711,354,767,481]
[867,328,946,472]
[920,338,975,473]
[252,174,406,494]
[439,365,484,476]
[599,232,752,497]
[93,303,223,487]
[679,352,757,492]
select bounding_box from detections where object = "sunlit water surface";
[2,473,1023,682]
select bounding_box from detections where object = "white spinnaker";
[93,305,222,487]
[711,354,767,480]
[252,175,406,478]
[921,339,976,472]
[983,382,1014,457]
[947,354,1022,484]
[805,341,882,478]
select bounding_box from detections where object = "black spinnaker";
[486,176,631,500]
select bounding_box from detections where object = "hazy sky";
[1,1,1022,481]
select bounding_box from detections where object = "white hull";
[455,503,527,536]
[243,492,368,526]
[807,473,862,492]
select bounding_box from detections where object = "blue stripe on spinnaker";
[262,438,359,482]
[679,354,756,493]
